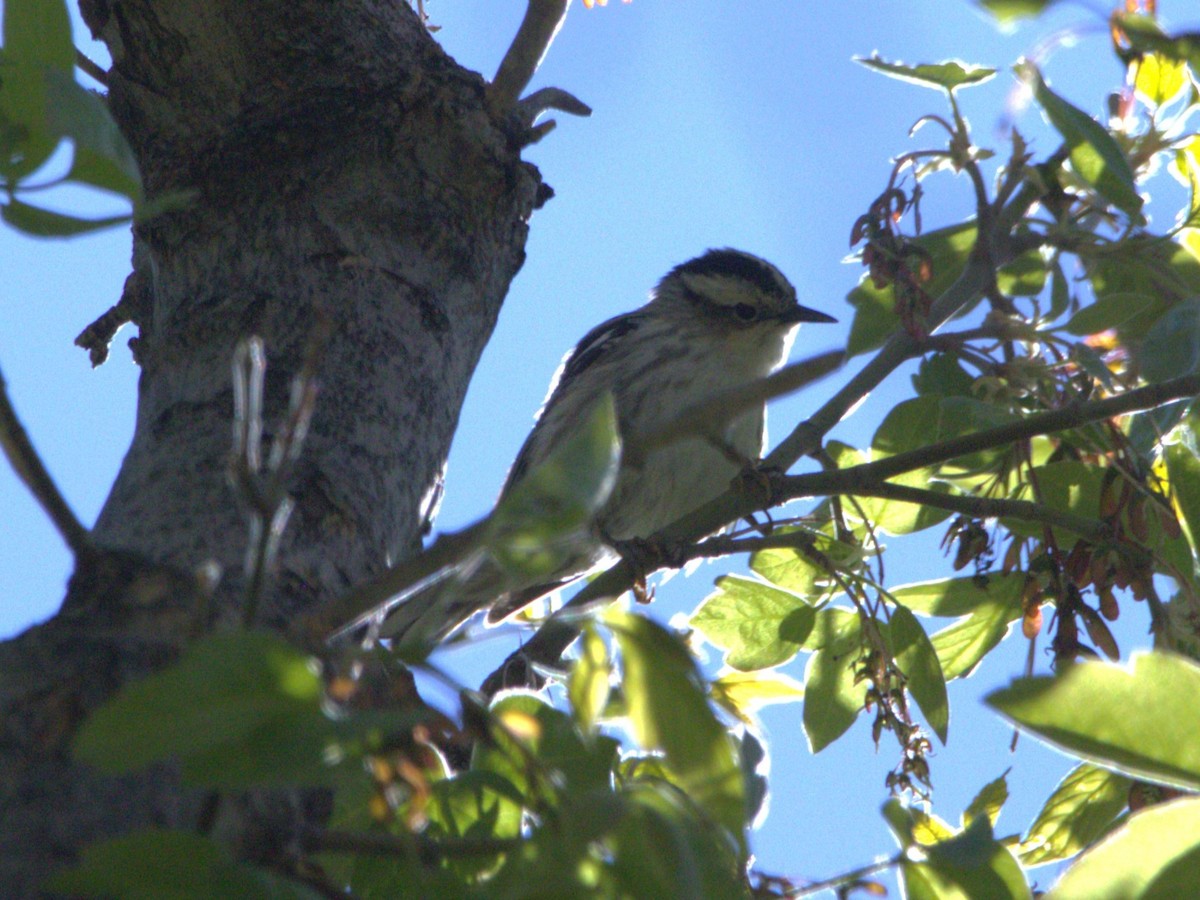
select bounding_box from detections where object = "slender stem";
[784,854,902,898]
[0,362,89,555]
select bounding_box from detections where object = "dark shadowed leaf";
[608,612,746,844]
[1019,61,1143,219]
[45,828,321,899]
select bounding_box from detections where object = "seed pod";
[1098,586,1120,621]
[1022,602,1044,639]
[1079,604,1120,660]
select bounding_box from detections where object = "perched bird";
[368,248,836,647]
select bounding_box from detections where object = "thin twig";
[784,854,902,898]
[0,362,89,555]
[74,47,108,86]
[487,0,571,115]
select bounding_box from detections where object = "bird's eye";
[733,302,758,321]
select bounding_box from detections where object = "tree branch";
[487,0,572,115]
[0,362,89,556]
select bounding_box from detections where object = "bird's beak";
[782,304,837,324]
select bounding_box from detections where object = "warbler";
[366,248,835,646]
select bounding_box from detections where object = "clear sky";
[2,0,1193,891]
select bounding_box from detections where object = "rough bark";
[0,1,542,893]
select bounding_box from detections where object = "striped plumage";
[371,249,835,646]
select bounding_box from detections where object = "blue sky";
[2,0,1192,891]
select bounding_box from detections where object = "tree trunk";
[0,2,541,893]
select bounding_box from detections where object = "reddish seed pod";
[1098,586,1119,621]
[1079,605,1120,660]
[1022,603,1043,639]
[1066,541,1093,586]
[1128,496,1150,543]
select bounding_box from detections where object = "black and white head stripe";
[663,248,793,302]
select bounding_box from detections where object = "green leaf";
[489,393,620,578]
[690,574,815,670]
[1018,61,1143,219]
[44,68,142,199]
[45,828,322,899]
[74,630,340,787]
[929,581,1025,681]
[1116,14,1200,90]
[855,56,997,92]
[986,652,1200,790]
[477,693,616,801]
[977,0,1061,25]
[1008,460,1105,543]
[892,573,1027,617]
[996,249,1048,296]
[963,770,1010,829]
[1138,298,1200,383]
[428,769,525,844]
[847,223,978,356]
[3,0,73,71]
[748,526,832,596]
[1019,763,1132,867]
[608,784,746,900]
[608,611,746,845]
[903,815,1031,900]
[1,197,130,237]
[888,606,949,744]
[1062,293,1158,336]
[913,353,977,398]
[1166,443,1200,555]
[568,624,611,733]
[802,618,865,753]
[1046,797,1200,900]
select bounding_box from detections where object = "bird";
[362,248,836,648]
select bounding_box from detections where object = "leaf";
[963,770,1010,829]
[986,652,1200,790]
[802,621,865,753]
[74,630,339,787]
[489,393,619,578]
[568,624,611,733]
[1019,763,1131,867]
[608,611,746,845]
[748,526,832,596]
[977,0,1061,25]
[1166,443,1200,555]
[1,197,131,237]
[1138,298,1200,383]
[855,56,996,92]
[892,573,1026,617]
[44,69,142,199]
[690,574,815,670]
[1134,51,1188,109]
[710,670,805,725]
[477,693,615,801]
[913,353,977,397]
[1062,292,1158,336]
[3,0,73,71]
[608,784,746,900]
[996,249,1048,296]
[1045,797,1200,900]
[1018,61,1143,219]
[888,606,949,744]
[45,828,322,899]
[902,815,1031,900]
[930,589,1025,681]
